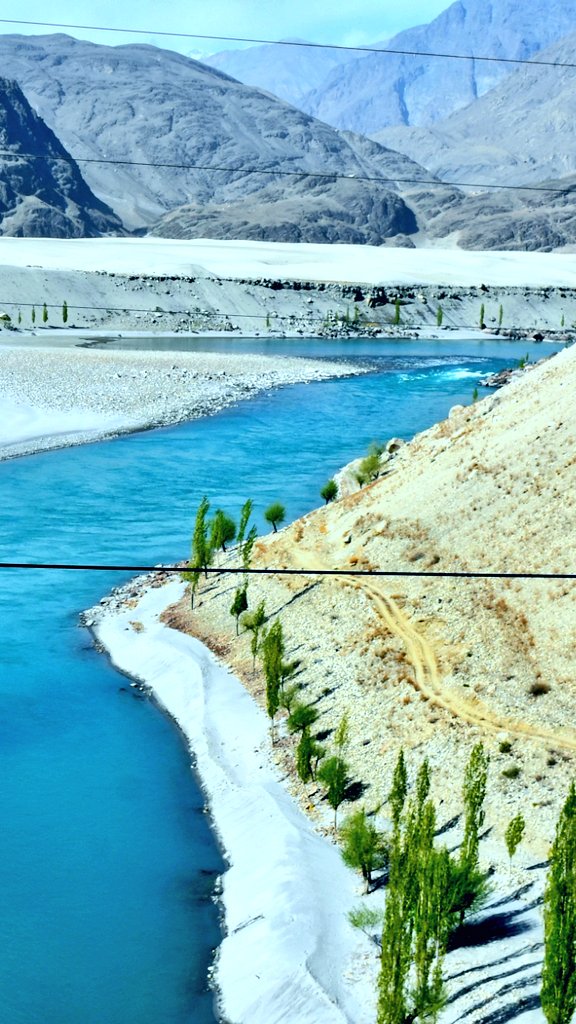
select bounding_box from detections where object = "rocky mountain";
[373,32,576,188]
[0,33,448,243]
[204,39,357,108]
[0,76,122,237]
[298,0,576,136]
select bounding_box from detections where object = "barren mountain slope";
[374,31,576,188]
[173,344,576,859]
[0,34,434,237]
[299,0,576,135]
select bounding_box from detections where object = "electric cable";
[0,562,573,580]
[1,18,576,70]
[1,147,574,196]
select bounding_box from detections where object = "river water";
[0,338,561,1023]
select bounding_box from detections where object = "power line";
[3,298,572,334]
[1,147,573,196]
[0,562,573,580]
[1,18,576,71]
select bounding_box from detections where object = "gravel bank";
[0,345,366,460]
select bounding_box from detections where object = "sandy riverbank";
[0,344,365,460]
[86,577,376,1024]
[0,237,575,338]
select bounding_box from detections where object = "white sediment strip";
[0,345,364,460]
[88,578,374,1024]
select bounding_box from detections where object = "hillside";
[175,343,576,850]
[374,32,576,189]
[205,38,357,107]
[0,77,122,237]
[298,0,576,135]
[0,33,434,239]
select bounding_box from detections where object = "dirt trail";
[293,547,576,753]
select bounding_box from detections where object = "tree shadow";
[344,779,369,802]
[448,907,534,951]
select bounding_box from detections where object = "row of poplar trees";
[368,746,576,1024]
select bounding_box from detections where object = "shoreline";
[0,345,368,462]
[86,575,375,1024]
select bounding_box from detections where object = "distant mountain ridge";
[211,0,576,137]
[373,31,576,188]
[205,38,358,107]
[0,76,122,237]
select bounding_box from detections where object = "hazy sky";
[1,1,451,55]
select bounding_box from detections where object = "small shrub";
[502,765,521,779]
[499,740,513,754]
[529,681,551,696]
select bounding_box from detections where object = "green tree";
[461,743,489,874]
[62,300,68,324]
[356,449,381,487]
[340,809,388,891]
[320,479,338,504]
[436,306,443,327]
[498,303,503,327]
[241,599,267,671]
[42,302,48,324]
[388,749,408,830]
[241,524,257,571]
[505,814,525,866]
[230,586,248,635]
[296,726,324,783]
[318,754,349,827]
[393,298,401,325]
[17,310,21,325]
[210,509,236,552]
[31,305,36,324]
[541,783,576,1024]
[237,499,253,548]
[261,619,285,727]
[479,303,485,328]
[287,701,318,734]
[264,502,286,533]
[193,496,212,579]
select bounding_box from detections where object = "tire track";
[295,548,576,753]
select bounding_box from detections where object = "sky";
[0,1,451,56]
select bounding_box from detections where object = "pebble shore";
[0,344,366,458]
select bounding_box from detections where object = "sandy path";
[295,548,576,753]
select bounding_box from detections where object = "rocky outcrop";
[0,76,123,237]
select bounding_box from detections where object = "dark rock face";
[0,76,123,237]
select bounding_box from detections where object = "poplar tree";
[62,300,68,324]
[236,498,253,547]
[388,749,408,830]
[192,496,212,578]
[241,599,266,671]
[296,727,324,783]
[230,586,248,635]
[505,814,525,866]
[340,809,388,892]
[261,619,285,727]
[42,302,48,323]
[461,743,489,874]
[31,306,36,324]
[541,782,576,1024]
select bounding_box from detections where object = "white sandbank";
[91,579,375,1024]
[0,235,576,286]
